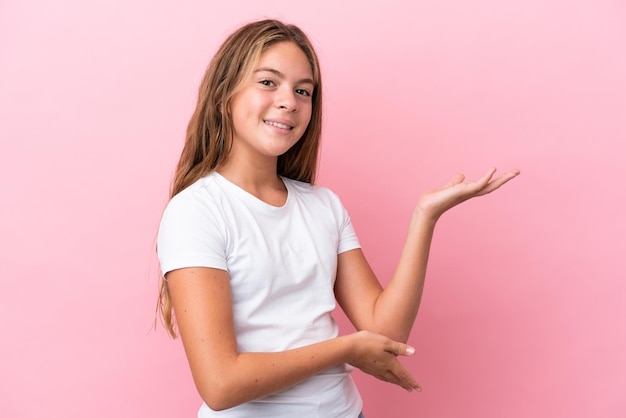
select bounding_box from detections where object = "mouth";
[264,120,294,130]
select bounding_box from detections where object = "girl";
[157,19,519,418]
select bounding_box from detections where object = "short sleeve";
[157,190,228,275]
[331,192,361,254]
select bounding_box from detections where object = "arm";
[167,267,421,411]
[335,168,520,342]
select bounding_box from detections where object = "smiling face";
[228,41,315,165]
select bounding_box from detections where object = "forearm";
[340,169,520,342]
[169,268,356,411]
[371,210,437,342]
[192,336,352,411]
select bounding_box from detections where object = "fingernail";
[416,387,422,392]
[406,346,415,355]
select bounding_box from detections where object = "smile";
[264,120,293,130]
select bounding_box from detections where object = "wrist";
[338,333,358,365]
[411,206,439,228]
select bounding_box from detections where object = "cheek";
[300,102,313,123]
[295,118,311,139]
[230,90,265,122]
[230,110,245,134]
[229,97,245,126]
[302,107,313,132]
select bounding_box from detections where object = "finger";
[443,173,465,188]
[474,167,497,189]
[388,362,422,392]
[454,168,497,197]
[474,169,521,196]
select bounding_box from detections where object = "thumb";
[389,342,416,357]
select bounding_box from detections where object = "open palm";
[417,168,521,220]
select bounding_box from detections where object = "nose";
[276,86,298,112]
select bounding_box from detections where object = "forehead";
[255,41,314,80]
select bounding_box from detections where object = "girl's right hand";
[345,331,421,392]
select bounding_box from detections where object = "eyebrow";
[255,67,314,85]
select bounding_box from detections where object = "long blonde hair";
[157,19,323,337]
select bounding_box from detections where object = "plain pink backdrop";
[1,0,625,417]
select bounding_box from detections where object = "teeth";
[265,120,291,129]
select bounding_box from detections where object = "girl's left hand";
[416,168,521,221]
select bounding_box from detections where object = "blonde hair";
[157,19,323,337]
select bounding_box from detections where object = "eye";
[259,79,275,87]
[295,88,312,97]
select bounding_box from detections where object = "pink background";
[1,0,625,417]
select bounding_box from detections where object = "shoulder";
[164,173,222,214]
[283,177,342,203]
[157,173,230,273]
[283,178,349,218]
[159,173,230,238]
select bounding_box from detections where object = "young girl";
[157,19,519,418]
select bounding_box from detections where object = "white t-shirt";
[157,172,363,418]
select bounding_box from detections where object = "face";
[229,41,314,164]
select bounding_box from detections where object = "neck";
[218,154,287,206]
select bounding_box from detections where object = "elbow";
[196,379,244,411]
[201,394,228,412]
[203,398,233,412]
